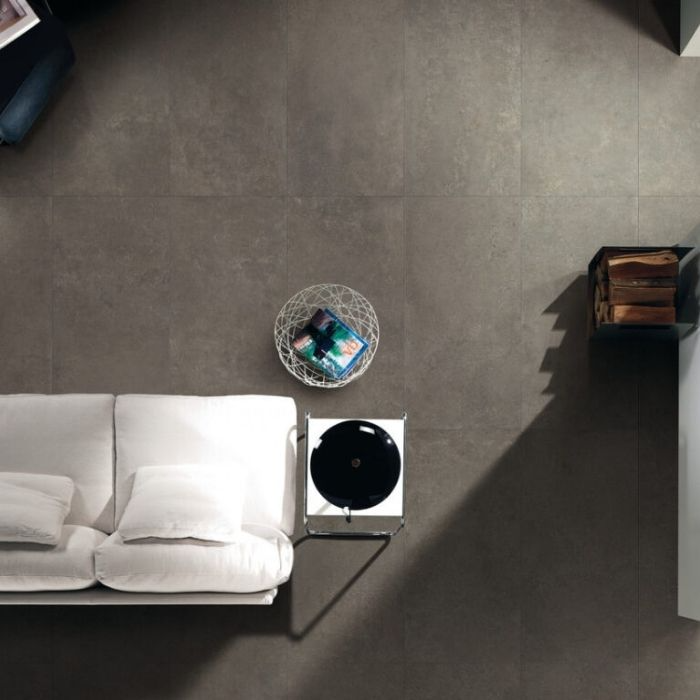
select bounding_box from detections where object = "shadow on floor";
[289,535,391,640]
[285,269,695,698]
[48,0,124,26]
[650,0,681,53]
[678,225,700,331]
[288,276,636,697]
[589,0,679,54]
[0,263,693,699]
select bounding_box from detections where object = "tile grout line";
[285,0,290,205]
[520,0,525,205]
[166,1,173,393]
[402,0,408,691]
[284,9,291,692]
[636,4,641,699]
[285,0,290,307]
[166,0,172,200]
[34,193,673,200]
[166,198,173,394]
[50,68,55,200]
[284,2,291,690]
[636,346,641,700]
[637,0,641,248]
[49,195,54,394]
[50,607,56,700]
[519,0,525,696]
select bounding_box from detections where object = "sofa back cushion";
[0,394,115,532]
[114,395,296,536]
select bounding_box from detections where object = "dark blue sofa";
[0,2,74,144]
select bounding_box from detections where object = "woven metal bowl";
[274,284,379,388]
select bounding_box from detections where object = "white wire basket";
[274,284,380,388]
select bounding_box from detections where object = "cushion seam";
[0,574,95,579]
[97,572,277,579]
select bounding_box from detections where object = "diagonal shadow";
[45,0,124,27]
[651,0,681,53]
[286,275,638,698]
[285,255,697,697]
[0,251,695,700]
[289,535,391,640]
[589,0,680,54]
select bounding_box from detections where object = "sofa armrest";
[0,38,74,144]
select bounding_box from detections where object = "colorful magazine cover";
[292,308,369,379]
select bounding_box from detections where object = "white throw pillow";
[0,472,75,545]
[117,464,246,543]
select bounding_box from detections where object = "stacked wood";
[594,249,679,327]
[606,250,678,279]
[610,305,675,324]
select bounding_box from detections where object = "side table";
[303,413,406,537]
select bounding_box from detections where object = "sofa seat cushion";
[95,524,293,594]
[0,525,106,591]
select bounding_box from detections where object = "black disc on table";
[310,420,401,510]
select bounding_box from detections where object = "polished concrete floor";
[1,0,699,698]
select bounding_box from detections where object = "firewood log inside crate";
[589,248,681,332]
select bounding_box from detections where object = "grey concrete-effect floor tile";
[288,659,404,700]
[522,0,638,195]
[404,430,520,673]
[3,0,700,698]
[169,196,287,395]
[639,429,700,700]
[405,662,519,700]
[52,197,170,393]
[52,1,169,195]
[163,605,292,700]
[285,536,405,698]
[288,0,403,195]
[0,115,53,195]
[406,197,521,430]
[405,0,521,195]
[640,1,700,196]
[521,196,639,431]
[286,197,405,416]
[0,608,52,700]
[169,0,286,196]
[171,666,288,700]
[639,196,700,246]
[638,338,677,436]
[52,606,194,700]
[288,536,404,663]
[405,428,520,550]
[521,430,638,700]
[0,197,51,392]
[639,431,675,601]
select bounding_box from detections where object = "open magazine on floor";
[0,0,40,50]
[292,308,369,380]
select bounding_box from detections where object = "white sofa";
[0,394,296,605]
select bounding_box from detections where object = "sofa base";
[0,586,277,605]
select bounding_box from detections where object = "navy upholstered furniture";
[0,2,74,145]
